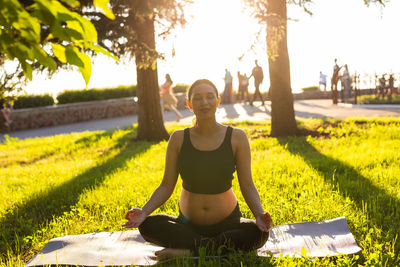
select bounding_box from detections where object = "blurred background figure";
[238,72,249,103]
[331,58,342,104]
[160,74,182,122]
[0,99,13,130]
[341,64,351,101]
[319,71,327,91]
[249,60,264,106]
[223,69,233,104]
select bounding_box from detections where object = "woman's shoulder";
[168,128,188,151]
[228,126,247,139]
[228,126,249,149]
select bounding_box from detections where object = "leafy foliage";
[79,0,191,69]
[0,0,117,86]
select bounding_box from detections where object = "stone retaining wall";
[1,97,138,132]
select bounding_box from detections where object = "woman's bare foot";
[154,248,190,260]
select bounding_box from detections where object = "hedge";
[357,94,400,105]
[56,85,137,104]
[173,83,189,94]
[13,94,55,109]
[301,86,319,91]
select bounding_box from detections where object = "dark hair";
[166,74,173,84]
[187,79,219,101]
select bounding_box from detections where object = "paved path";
[1,99,399,141]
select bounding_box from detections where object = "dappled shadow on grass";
[277,137,400,240]
[0,127,155,258]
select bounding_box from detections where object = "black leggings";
[138,204,268,255]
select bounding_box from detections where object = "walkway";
[1,99,399,141]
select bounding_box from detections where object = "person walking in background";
[377,74,386,100]
[331,58,342,104]
[319,71,327,91]
[240,73,250,103]
[249,60,264,106]
[341,64,351,101]
[160,74,182,122]
[237,71,243,102]
[223,69,233,104]
[388,74,394,100]
[0,99,13,130]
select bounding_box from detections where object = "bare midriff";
[179,188,238,225]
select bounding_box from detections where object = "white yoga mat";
[26,217,361,266]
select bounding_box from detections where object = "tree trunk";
[133,1,169,141]
[267,0,298,137]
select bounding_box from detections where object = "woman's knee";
[138,215,163,236]
[240,219,269,249]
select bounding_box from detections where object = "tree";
[243,0,387,137]
[0,0,116,104]
[243,0,300,137]
[80,0,190,141]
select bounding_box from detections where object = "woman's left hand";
[255,211,273,232]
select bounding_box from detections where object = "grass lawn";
[0,118,399,266]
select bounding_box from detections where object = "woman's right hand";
[122,208,147,229]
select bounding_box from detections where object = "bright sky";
[24,0,400,97]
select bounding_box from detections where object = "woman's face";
[189,83,219,118]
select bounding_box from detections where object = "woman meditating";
[123,79,273,259]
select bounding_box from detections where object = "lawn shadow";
[242,104,266,116]
[221,105,239,119]
[277,137,400,239]
[0,128,155,256]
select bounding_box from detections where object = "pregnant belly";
[179,188,238,225]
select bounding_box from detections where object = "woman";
[160,74,182,122]
[0,99,13,130]
[123,79,273,259]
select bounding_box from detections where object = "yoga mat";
[26,217,361,266]
[257,216,361,257]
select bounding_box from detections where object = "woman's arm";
[233,129,273,232]
[123,131,182,228]
[142,131,181,215]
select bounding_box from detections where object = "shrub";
[173,83,189,94]
[301,86,319,92]
[13,94,54,109]
[357,94,400,105]
[56,85,136,104]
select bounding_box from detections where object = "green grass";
[1,118,400,266]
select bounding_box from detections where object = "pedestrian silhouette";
[223,69,233,104]
[331,58,342,104]
[249,60,264,106]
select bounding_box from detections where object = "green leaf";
[60,0,80,8]
[65,46,84,68]
[76,51,92,86]
[78,16,98,42]
[51,43,67,63]
[32,46,57,70]
[21,61,33,80]
[83,42,119,62]
[94,0,115,20]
